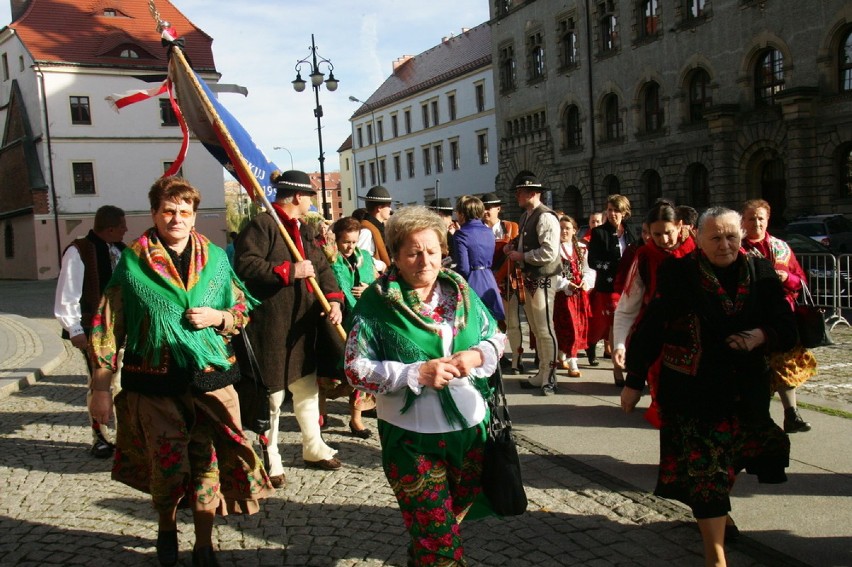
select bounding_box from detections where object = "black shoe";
[90,439,114,459]
[192,545,221,567]
[349,421,372,439]
[517,361,526,374]
[499,355,512,370]
[518,380,537,390]
[587,357,600,367]
[784,408,811,433]
[156,530,178,567]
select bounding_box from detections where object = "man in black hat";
[357,185,393,271]
[428,197,458,265]
[235,170,346,487]
[504,176,562,395]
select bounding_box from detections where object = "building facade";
[0,0,226,279]
[348,23,499,208]
[336,135,357,217]
[489,0,852,225]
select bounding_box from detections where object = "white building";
[348,23,498,208]
[0,0,225,279]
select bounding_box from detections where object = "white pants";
[265,373,337,477]
[507,275,559,387]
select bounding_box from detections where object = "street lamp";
[349,95,380,182]
[293,34,339,220]
[272,146,294,170]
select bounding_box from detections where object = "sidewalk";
[1,279,850,566]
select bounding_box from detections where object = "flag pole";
[148,2,346,341]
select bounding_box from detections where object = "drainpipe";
[584,0,597,207]
[34,62,62,267]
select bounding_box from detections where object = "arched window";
[602,174,621,194]
[564,105,582,149]
[837,143,852,198]
[688,68,712,123]
[642,169,662,206]
[603,93,622,141]
[643,81,663,132]
[687,163,710,208]
[755,48,784,105]
[119,48,139,59]
[840,28,852,92]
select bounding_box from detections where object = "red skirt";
[553,290,590,357]
[587,290,619,344]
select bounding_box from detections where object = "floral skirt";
[655,409,790,519]
[768,344,817,391]
[112,385,274,515]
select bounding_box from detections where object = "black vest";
[518,204,561,278]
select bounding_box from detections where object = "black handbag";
[481,364,528,516]
[231,328,271,435]
[796,283,833,348]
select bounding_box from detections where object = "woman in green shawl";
[344,206,506,566]
[88,177,273,567]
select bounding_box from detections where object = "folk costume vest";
[518,204,562,278]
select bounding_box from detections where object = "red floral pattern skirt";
[378,420,487,567]
[112,385,274,515]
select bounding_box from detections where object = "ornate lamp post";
[293,34,339,219]
[348,95,380,183]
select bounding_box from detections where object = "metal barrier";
[796,252,850,330]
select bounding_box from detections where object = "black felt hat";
[359,185,393,203]
[428,198,454,213]
[515,175,545,192]
[272,170,316,198]
[481,192,502,206]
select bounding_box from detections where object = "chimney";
[461,28,470,34]
[392,55,413,73]
[10,0,29,22]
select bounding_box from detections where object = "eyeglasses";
[159,209,194,221]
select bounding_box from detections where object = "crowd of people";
[53,170,818,567]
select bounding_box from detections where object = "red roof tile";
[11,0,216,72]
[352,22,491,118]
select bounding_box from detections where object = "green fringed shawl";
[111,228,258,372]
[351,267,497,428]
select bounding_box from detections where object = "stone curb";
[0,313,66,399]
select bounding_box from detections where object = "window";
[527,31,546,81]
[379,158,387,183]
[643,170,662,206]
[4,223,13,259]
[685,0,706,20]
[357,127,363,148]
[603,174,621,194]
[643,82,663,132]
[450,140,460,170]
[495,0,512,16]
[70,96,91,125]
[422,103,430,129]
[72,162,96,195]
[391,114,399,138]
[448,94,457,121]
[431,100,440,126]
[376,118,384,142]
[599,1,618,53]
[163,162,184,177]
[159,99,178,126]
[687,163,710,207]
[755,48,784,105]
[404,109,412,134]
[603,93,622,141]
[837,144,852,197]
[359,164,366,188]
[423,147,432,175]
[840,29,852,92]
[639,0,659,39]
[406,151,416,178]
[394,154,402,181]
[434,144,444,174]
[564,105,582,149]
[369,162,377,185]
[558,17,578,69]
[2,53,8,81]
[367,123,374,145]
[18,55,24,72]
[688,68,712,122]
[477,132,489,165]
[120,48,139,59]
[475,84,486,113]
[499,44,517,92]
[104,8,116,16]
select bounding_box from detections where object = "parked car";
[785,214,852,254]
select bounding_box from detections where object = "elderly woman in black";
[89,177,273,567]
[620,207,795,567]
